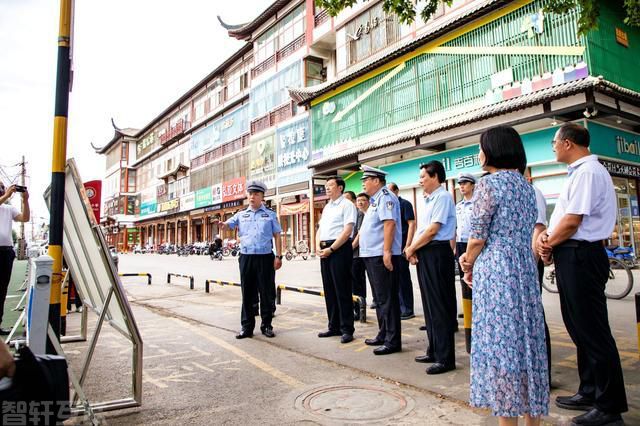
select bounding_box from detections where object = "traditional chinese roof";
[158,163,190,180]
[308,76,640,169]
[288,0,510,105]
[218,0,295,41]
[93,119,139,154]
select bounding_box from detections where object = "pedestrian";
[537,123,627,425]
[316,176,357,344]
[460,126,549,424]
[343,191,357,203]
[404,161,457,375]
[218,181,283,339]
[351,192,369,319]
[387,183,416,320]
[0,182,30,335]
[454,173,475,325]
[359,165,402,355]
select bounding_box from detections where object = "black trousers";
[351,257,366,299]
[363,256,401,349]
[239,254,275,332]
[320,241,354,335]
[0,248,15,325]
[455,242,471,322]
[554,242,628,413]
[416,242,456,365]
[537,259,552,386]
[397,254,414,316]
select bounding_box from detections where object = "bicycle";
[542,257,634,299]
[284,240,309,261]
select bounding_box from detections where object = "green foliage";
[315,0,639,36]
[11,229,17,244]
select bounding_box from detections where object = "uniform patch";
[242,213,250,217]
[382,188,389,195]
[386,201,394,210]
[370,202,376,208]
[261,213,270,218]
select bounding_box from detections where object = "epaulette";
[381,188,389,195]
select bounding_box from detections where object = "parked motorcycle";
[606,245,636,268]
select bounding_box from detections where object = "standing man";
[359,165,403,355]
[455,173,475,322]
[351,192,370,319]
[538,123,627,425]
[218,181,283,339]
[316,177,357,344]
[404,161,457,375]
[0,182,30,335]
[388,183,416,320]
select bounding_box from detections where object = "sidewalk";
[2,259,27,334]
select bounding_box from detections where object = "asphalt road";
[61,253,638,425]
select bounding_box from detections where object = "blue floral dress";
[469,171,549,417]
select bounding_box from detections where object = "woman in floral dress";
[460,126,549,425]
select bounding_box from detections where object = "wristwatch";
[276,255,283,259]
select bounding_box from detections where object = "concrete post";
[27,255,53,355]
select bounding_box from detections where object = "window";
[193,93,207,121]
[128,170,136,193]
[226,68,243,100]
[306,58,325,87]
[121,142,128,161]
[120,170,126,192]
[345,3,401,66]
[250,61,302,118]
[254,4,305,66]
[255,26,277,65]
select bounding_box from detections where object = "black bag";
[0,346,70,425]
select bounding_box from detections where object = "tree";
[315,0,640,36]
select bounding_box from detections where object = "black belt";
[557,239,604,248]
[426,240,450,247]
[0,246,13,251]
[320,239,351,249]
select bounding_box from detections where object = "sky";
[0,0,271,234]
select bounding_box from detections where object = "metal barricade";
[119,273,152,285]
[167,273,194,290]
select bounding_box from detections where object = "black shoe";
[570,408,623,425]
[0,328,10,336]
[370,302,378,309]
[419,325,427,331]
[318,330,341,338]
[340,334,354,344]
[373,345,401,355]
[426,363,456,375]
[556,393,595,411]
[235,329,253,339]
[454,325,459,333]
[364,338,384,346]
[261,326,275,338]
[415,354,436,363]
[458,313,464,318]
[400,313,415,320]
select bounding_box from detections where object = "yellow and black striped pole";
[47,0,73,353]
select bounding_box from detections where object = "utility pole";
[47,0,73,354]
[17,156,26,260]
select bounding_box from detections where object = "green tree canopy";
[315,0,640,36]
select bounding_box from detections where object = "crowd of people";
[211,123,628,426]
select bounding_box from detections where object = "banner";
[190,104,249,159]
[180,192,195,212]
[83,180,102,221]
[280,201,310,215]
[249,133,276,188]
[276,116,312,187]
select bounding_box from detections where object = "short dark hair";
[557,123,590,147]
[356,192,370,200]
[344,190,356,201]
[420,160,446,183]
[388,182,399,192]
[326,176,346,193]
[479,126,527,173]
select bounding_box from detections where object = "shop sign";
[137,132,159,157]
[157,184,167,198]
[140,201,158,216]
[600,160,640,179]
[159,199,179,212]
[615,135,640,157]
[195,187,213,208]
[222,177,246,202]
[589,123,640,164]
[83,180,102,221]
[212,183,222,204]
[276,117,312,187]
[204,199,244,212]
[180,192,195,212]
[249,134,276,186]
[190,104,249,158]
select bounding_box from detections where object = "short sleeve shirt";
[455,198,473,242]
[226,204,282,254]
[548,155,616,241]
[417,186,456,241]
[359,187,402,257]
[398,197,415,248]
[0,204,19,247]
[533,185,547,226]
[318,195,357,240]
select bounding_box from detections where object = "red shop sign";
[222,177,246,202]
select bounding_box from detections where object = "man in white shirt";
[0,182,30,335]
[537,123,627,425]
[316,176,357,343]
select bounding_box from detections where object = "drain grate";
[295,384,414,423]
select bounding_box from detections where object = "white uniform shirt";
[533,186,547,226]
[0,204,19,247]
[318,195,357,241]
[548,155,616,241]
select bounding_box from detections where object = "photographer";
[0,182,30,335]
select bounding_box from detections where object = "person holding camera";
[0,182,30,335]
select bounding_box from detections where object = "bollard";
[119,273,152,285]
[462,284,472,354]
[168,273,194,290]
[636,292,639,358]
[26,255,53,355]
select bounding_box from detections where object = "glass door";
[615,194,633,251]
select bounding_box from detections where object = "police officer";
[359,165,403,355]
[351,192,370,318]
[316,176,357,343]
[537,123,627,425]
[405,161,457,375]
[388,183,416,320]
[455,173,475,323]
[219,180,283,339]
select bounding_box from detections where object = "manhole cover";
[295,384,414,423]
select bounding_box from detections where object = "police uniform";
[396,195,416,319]
[318,194,357,338]
[549,155,627,415]
[359,166,403,353]
[351,209,367,301]
[225,181,282,337]
[455,173,475,324]
[416,185,457,368]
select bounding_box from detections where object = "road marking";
[171,317,304,388]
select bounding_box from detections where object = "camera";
[14,185,26,193]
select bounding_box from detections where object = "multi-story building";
[290,0,640,253]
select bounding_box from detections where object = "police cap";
[360,165,388,180]
[457,173,476,184]
[246,180,267,193]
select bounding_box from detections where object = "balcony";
[314,9,329,27]
[159,119,191,145]
[189,134,250,169]
[250,101,295,135]
[252,55,276,79]
[276,34,306,62]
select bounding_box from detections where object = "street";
[62,253,639,425]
